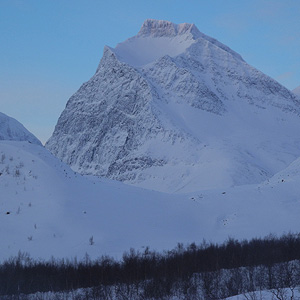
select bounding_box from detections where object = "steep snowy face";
[47,47,167,177]
[46,20,300,193]
[0,112,41,145]
[293,86,300,97]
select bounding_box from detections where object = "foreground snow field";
[1,140,300,261]
[13,279,300,300]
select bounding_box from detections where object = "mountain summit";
[138,19,199,37]
[46,20,300,193]
[112,19,243,68]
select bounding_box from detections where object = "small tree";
[89,236,94,245]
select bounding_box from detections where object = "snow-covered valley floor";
[1,140,300,262]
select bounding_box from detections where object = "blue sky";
[1,0,300,143]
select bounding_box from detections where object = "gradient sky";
[1,0,300,143]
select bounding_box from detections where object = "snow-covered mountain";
[46,19,300,193]
[2,138,300,262]
[0,109,299,262]
[293,85,300,96]
[0,112,41,145]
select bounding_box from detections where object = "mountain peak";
[47,20,300,193]
[112,19,244,67]
[138,19,200,38]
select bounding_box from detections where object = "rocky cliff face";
[0,112,41,145]
[46,19,300,193]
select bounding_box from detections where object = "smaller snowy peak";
[137,19,200,38]
[0,112,41,145]
[293,85,300,97]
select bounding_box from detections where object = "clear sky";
[1,0,300,143]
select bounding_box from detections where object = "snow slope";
[46,20,300,193]
[2,139,300,262]
[0,112,41,145]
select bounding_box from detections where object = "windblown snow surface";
[1,139,300,261]
[46,19,300,193]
